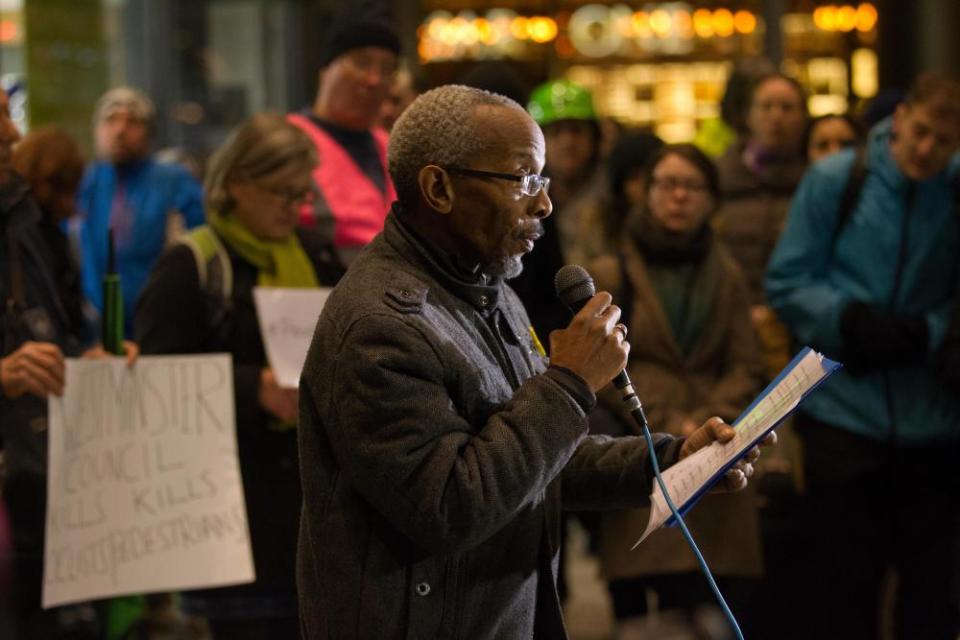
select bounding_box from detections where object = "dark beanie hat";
[319,3,401,67]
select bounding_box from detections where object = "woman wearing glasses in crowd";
[134,113,343,638]
[588,144,765,639]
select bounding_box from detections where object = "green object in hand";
[102,229,125,356]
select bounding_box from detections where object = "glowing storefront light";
[856,3,878,31]
[713,9,735,37]
[527,17,558,44]
[733,10,757,35]
[693,9,714,38]
[813,3,877,32]
[417,4,762,62]
[851,48,878,98]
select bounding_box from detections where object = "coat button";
[478,295,489,307]
[415,582,431,596]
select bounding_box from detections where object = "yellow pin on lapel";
[528,325,546,357]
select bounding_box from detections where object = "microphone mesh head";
[555,264,596,310]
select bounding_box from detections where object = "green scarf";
[208,211,318,288]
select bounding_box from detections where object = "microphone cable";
[630,403,745,640]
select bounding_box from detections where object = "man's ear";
[418,165,454,214]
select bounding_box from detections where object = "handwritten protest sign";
[253,287,332,388]
[43,355,254,608]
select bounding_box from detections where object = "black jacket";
[297,211,681,639]
[135,226,343,605]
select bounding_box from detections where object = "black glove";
[839,300,928,373]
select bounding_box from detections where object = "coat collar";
[385,206,504,314]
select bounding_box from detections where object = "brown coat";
[712,142,807,305]
[590,237,766,579]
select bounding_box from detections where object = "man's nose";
[915,135,936,158]
[532,188,552,219]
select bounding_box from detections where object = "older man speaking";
[296,85,762,639]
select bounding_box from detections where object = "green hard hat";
[527,79,597,126]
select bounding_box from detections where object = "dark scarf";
[627,209,713,266]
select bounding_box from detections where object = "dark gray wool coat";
[297,209,682,639]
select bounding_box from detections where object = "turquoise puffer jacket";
[766,118,960,444]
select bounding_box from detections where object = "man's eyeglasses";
[444,166,551,197]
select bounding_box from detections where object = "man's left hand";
[679,416,777,492]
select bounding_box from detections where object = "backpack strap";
[830,146,868,254]
[179,225,232,304]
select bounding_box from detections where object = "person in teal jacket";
[765,72,960,640]
[75,87,205,337]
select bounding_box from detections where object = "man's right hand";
[0,341,65,399]
[548,292,629,393]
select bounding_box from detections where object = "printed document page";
[633,347,841,548]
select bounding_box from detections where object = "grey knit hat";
[94,87,155,125]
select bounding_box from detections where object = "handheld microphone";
[554,264,641,412]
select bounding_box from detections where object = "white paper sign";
[253,287,332,388]
[43,355,254,609]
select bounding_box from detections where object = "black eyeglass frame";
[443,166,550,197]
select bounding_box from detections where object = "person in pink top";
[289,4,401,267]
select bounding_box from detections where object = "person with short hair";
[289,6,401,267]
[766,71,960,639]
[135,113,343,638]
[296,84,770,639]
[75,86,205,337]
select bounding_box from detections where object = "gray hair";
[204,112,318,213]
[387,84,522,208]
[94,87,155,126]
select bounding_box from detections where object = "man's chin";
[487,256,524,280]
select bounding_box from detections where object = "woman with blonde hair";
[135,113,343,638]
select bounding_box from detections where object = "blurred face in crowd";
[95,106,150,165]
[647,152,715,234]
[316,46,398,131]
[543,119,596,184]
[444,105,552,278]
[747,77,806,157]
[228,165,314,241]
[808,116,859,162]
[0,89,22,181]
[622,169,647,208]
[376,71,417,131]
[890,101,960,181]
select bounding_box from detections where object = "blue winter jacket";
[766,118,960,444]
[75,157,205,337]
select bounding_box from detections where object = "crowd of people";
[1,6,958,640]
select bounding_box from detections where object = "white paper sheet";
[44,355,254,608]
[633,348,840,548]
[253,287,332,388]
